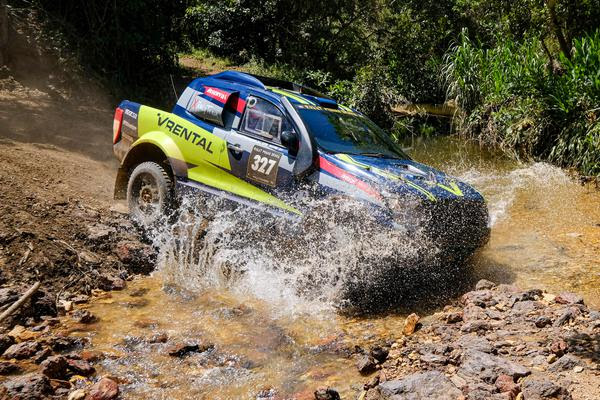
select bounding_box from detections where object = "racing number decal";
[246,146,281,187]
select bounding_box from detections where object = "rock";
[0,334,15,354]
[460,349,530,383]
[495,374,519,395]
[548,355,583,372]
[87,224,115,242]
[0,361,22,375]
[462,290,498,308]
[67,358,95,376]
[72,309,97,324]
[356,354,377,374]
[554,308,577,327]
[88,377,119,400]
[573,365,584,373]
[3,340,40,359]
[370,346,389,364]
[513,289,543,303]
[70,294,90,304]
[40,355,69,379]
[546,354,557,363]
[80,350,104,362]
[535,316,552,328]
[68,389,87,400]
[3,373,52,399]
[47,335,86,352]
[461,320,493,333]
[445,312,463,324]
[456,335,494,354]
[166,342,212,357]
[589,311,600,320]
[549,339,568,356]
[449,374,467,390]
[420,352,447,365]
[98,274,126,291]
[33,347,53,364]
[555,293,584,305]
[403,313,420,335]
[521,378,572,400]
[512,300,540,313]
[0,287,18,307]
[314,387,341,400]
[476,279,496,290]
[378,371,463,399]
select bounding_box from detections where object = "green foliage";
[444,30,600,176]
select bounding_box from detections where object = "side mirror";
[280,130,299,155]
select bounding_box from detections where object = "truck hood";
[320,153,484,203]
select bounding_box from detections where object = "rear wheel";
[127,161,174,229]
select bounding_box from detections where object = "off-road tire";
[127,161,174,230]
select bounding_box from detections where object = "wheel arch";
[114,133,188,200]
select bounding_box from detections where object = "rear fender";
[113,132,187,200]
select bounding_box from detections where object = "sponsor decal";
[124,109,138,119]
[246,145,281,187]
[204,86,230,103]
[320,156,382,201]
[157,113,213,154]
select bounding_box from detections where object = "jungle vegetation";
[7,0,600,176]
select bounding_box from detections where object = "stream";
[63,136,600,399]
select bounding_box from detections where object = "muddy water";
[66,136,600,399]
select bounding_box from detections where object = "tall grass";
[444,30,600,176]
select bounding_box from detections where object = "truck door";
[224,95,297,191]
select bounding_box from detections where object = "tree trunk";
[546,0,571,59]
[0,0,7,66]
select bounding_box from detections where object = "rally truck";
[112,71,489,259]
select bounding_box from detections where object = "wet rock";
[149,333,169,343]
[460,349,530,383]
[314,387,341,400]
[495,374,520,395]
[521,378,572,399]
[3,373,52,399]
[3,340,40,359]
[402,313,420,336]
[378,371,463,399]
[356,354,377,374]
[114,240,155,273]
[87,224,115,242]
[80,350,104,362]
[40,355,69,379]
[67,358,95,376]
[70,294,90,304]
[67,389,86,400]
[98,274,126,291]
[0,334,15,354]
[370,346,389,364]
[88,377,119,400]
[166,342,213,357]
[446,312,463,323]
[476,279,496,291]
[555,293,584,305]
[0,361,22,375]
[33,347,53,364]
[548,355,583,372]
[47,335,86,352]
[535,316,552,328]
[72,309,97,324]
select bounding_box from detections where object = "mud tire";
[127,161,174,230]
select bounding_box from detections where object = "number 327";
[251,155,277,175]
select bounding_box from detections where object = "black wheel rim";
[131,172,160,218]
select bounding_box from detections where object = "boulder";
[403,313,420,336]
[521,378,572,399]
[2,373,52,399]
[356,354,377,374]
[555,293,584,305]
[88,377,119,400]
[378,371,463,399]
[3,340,40,359]
[460,349,530,383]
[548,355,584,372]
[40,355,69,379]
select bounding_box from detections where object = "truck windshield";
[295,104,409,159]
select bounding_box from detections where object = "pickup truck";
[112,70,489,259]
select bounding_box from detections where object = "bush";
[444,29,600,176]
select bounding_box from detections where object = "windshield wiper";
[360,152,399,159]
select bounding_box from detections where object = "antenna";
[169,74,178,102]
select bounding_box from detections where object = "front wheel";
[127,161,174,229]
